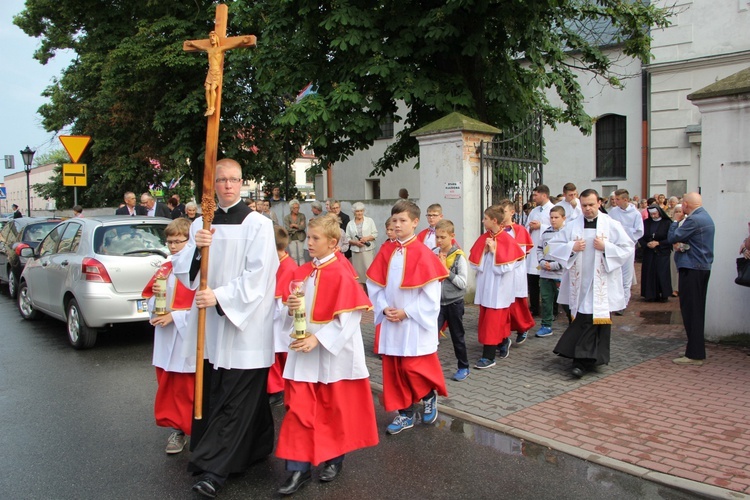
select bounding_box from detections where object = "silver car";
[18,216,171,349]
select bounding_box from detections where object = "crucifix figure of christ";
[182,4,255,420]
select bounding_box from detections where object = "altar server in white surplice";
[547,189,634,379]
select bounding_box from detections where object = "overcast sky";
[0,0,73,182]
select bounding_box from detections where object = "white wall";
[543,53,645,198]
[691,94,750,338]
[648,0,750,197]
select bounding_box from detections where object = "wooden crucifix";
[183,4,255,420]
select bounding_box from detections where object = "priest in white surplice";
[547,189,634,379]
[172,158,278,498]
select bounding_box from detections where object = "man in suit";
[115,192,148,216]
[140,192,172,218]
[11,204,22,218]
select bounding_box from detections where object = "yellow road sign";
[59,135,92,163]
[63,163,87,186]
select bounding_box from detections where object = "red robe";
[468,230,526,267]
[507,224,536,332]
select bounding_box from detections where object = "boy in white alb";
[367,200,448,435]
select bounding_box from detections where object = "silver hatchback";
[18,216,171,349]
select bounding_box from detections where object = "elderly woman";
[639,204,673,302]
[284,199,307,265]
[184,202,199,222]
[665,196,679,219]
[345,202,377,289]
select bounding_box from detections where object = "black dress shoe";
[278,470,311,495]
[269,391,284,407]
[319,462,343,482]
[192,478,220,498]
[571,367,584,378]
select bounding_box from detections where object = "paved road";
[0,288,703,499]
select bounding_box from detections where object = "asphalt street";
[0,287,703,500]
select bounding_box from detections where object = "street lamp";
[20,146,35,217]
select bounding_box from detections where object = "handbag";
[736,257,750,287]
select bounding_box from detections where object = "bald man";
[668,192,714,366]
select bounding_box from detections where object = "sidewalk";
[361,267,750,499]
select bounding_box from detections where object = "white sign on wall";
[444,181,462,199]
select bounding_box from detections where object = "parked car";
[0,217,63,298]
[17,216,172,349]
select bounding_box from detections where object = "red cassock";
[268,253,298,394]
[367,238,448,411]
[142,262,196,435]
[276,254,378,465]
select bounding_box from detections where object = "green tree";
[246,0,671,175]
[14,0,305,207]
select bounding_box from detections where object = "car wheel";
[17,281,41,320]
[66,298,98,349]
[8,271,17,299]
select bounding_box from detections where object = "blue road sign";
[0,187,6,199]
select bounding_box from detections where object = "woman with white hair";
[345,202,377,290]
[284,199,307,265]
[669,204,684,296]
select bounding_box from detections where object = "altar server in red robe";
[275,214,378,495]
[142,218,196,454]
[367,200,448,436]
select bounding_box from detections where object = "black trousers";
[678,268,711,360]
[527,274,540,315]
[438,300,468,369]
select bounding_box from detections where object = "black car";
[0,217,62,298]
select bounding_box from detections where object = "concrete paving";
[361,264,750,499]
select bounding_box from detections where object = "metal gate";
[479,114,544,226]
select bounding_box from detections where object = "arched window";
[596,114,626,179]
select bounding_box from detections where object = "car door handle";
[61,260,69,267]
[42,261,48,267]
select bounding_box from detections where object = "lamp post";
[20,146,35,217]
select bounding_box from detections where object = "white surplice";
[525,200,554,274]
[367,249,442,357]
[470,249,517,310]
[172,212,278,370]
[547,214,634,319]
[283,255,369,383]
[148,269,195,373]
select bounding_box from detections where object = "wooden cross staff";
[183,3,255,420]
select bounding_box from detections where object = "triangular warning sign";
[59,135,92,163]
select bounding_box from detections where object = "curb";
[370,381,748,500]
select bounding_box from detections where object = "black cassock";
[187,202,274,484]
[638,216,673,301]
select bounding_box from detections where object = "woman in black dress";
[639,204,673,302]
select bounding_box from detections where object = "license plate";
[136,299,149,313]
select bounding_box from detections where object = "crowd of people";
[139,162,715,497]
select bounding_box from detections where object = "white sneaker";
[166,431,186,454]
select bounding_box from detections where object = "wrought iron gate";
[479,114,544,227]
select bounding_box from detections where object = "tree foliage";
[15,0,671,207]
[248,0,671,175]
[14,0,304,207]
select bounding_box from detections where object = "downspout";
[641,68,650,199]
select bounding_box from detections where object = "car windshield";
[94,224,169,256]
[24,222,62,243]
